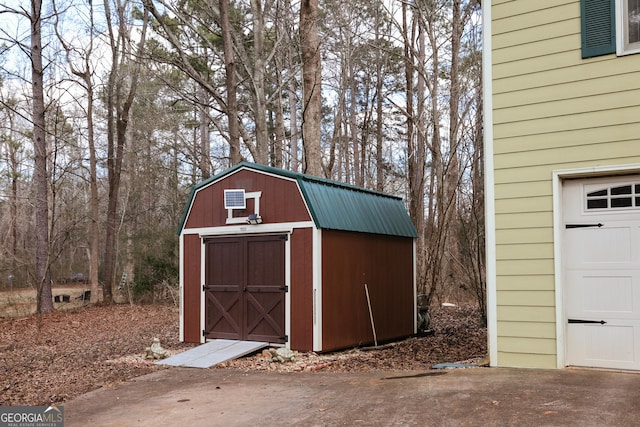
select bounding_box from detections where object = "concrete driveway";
[64,367,640,426]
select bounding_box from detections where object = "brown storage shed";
[178,162,417,352]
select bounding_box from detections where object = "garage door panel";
[565,227,633,267]
[566,272,637,317]
[567,324,638,369]
[563,175,640,370]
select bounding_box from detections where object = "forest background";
[0,0,485,322]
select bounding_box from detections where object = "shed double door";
[204,235,286,343]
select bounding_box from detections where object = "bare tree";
[53,0,101,303]
[300,0,322,176]
[28,0,54,313]
[101,0,149,304]
[0,96,21,288]
[220,0,241,165]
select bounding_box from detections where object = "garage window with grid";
[586,183,640,210]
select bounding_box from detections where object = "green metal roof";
[178,162,418,238]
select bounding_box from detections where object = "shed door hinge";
[202,330,206,337]
[280,286,289,292]
[281,335,289,342]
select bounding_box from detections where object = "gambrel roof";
[178,162,417,238]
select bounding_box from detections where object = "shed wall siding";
[290,228,314,351]
[491,0,640,368]
[182,233,202,343]
[321,230,414,352]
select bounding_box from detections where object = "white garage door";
[563,175,640,370]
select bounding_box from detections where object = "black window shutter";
[581,0,616,58]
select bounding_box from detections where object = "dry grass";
[0,300,486,407]
[0,285,96,318]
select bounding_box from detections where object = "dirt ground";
[0,300,486,406]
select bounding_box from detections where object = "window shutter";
[581,0,616,58]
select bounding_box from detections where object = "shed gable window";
[225,190,263,224]
[581,0,640,57]
[586,183,640,210]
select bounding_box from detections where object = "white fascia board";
[413,239,417,334]
[179,233,185,342]
[284,233,292,350]
[200,237,206,343]
[482,0,498,367]
[552,171,565,369]
[313,227,323,352]
[180,221,315,238]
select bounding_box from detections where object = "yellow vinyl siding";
[497,275,555,292]
[494,72,640,108]
[493,123,640,155]
[497,305,556,323]
[499,321,556,339]
[496,228,553,245]
[491,0,640,369]
[496,260,555,276]
[493,19,577,50]
[493,55,636,93]
[495,196,551,214]
[495,90,640,125]
[493,0,574,21]
[497,290,556,306]
[494,51,584,80]
[498,337,557,355]
[493,34,578,65]
[494,167,556,185]
[495,212,553,229]
[493,3,577,35]
[496,243,554,260]
[494,108,640,139]
[495,181,551,199]
[498,352,557,369]
[494,141,640,169]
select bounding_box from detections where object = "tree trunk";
[102,2,149,304]
[198,86,210,179]
[300,0,322,176]
[220,0,242,165]
[251,0,269,164]
[375,8,384,192]
[5,101,19,285]
[286,1,299,172]
[31,0,53,314]
[273,84,285,168]
[86,80,100,303]
[349,66,361,186]
[403,5,426,303]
